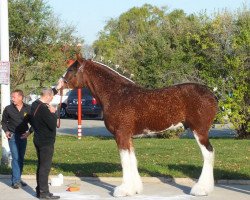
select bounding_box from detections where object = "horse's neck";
[84,62,133,107]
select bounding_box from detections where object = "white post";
[0,0,11,166]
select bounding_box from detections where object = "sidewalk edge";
[0,175,249,185]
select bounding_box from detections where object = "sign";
[0,61,10,84]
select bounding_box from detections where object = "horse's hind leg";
[113,135,143,197]
[190,129,215,196]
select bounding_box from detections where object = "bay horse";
[59,54,218,197]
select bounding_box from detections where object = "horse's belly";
[143,122,184,134]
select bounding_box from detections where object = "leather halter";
[61,62,86,84]
[56,88,63,128]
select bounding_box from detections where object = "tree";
[184,10,250,138]
[219,8,250,138]
[9,0,83,93]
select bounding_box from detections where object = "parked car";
[50,89,70,118]
[66,87,103,119]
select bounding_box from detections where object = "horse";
[59,54,218,197]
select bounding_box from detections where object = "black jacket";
[31,100,57,146]
[1,103,33,134]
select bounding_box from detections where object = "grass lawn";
[0,135,249,180]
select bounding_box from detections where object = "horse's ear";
[67,59,75,67]
[76,53,84,63]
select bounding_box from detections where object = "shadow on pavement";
[218,184,250,195]
[21,184,36,197]
[0,178,36,197]
[167,164,250,180]
[83,178,116,196]
[138,168,191,194]
[167,164,250,195]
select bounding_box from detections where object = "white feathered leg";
[130,149,143,194]
[113,149,143,197]
[191,134,215,196]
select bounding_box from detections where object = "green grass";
[0,135,249,180]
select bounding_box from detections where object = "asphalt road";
[57,118,113,137]
[57,118,236,138]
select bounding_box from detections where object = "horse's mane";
[92,60,135,84]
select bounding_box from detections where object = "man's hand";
[48,105,57,113]
[5,131,12,139]
[56,78,64,91]
[20,131,30,139]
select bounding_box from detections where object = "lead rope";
[57,88,63,128]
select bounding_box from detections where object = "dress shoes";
[39,193,60,199]
[36,192,53,198]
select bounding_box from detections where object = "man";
[1,89,33,189]
[31,84,62,199]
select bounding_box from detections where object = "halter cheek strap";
[61,61,86,83]
[76,63,86,86]
[78,62,86,72]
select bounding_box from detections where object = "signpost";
[0,61,10,84]
[0,0,11,166]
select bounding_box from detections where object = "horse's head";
[61,53,86,89]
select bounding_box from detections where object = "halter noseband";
[61,62,86,84]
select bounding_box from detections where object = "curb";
[0,175,249,185]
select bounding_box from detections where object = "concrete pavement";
[0,176,249,200]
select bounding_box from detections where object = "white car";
[50,89,70,118]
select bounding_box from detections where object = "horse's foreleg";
[113,137,142,197]
[190,133,214,196]
[129,147,143,194]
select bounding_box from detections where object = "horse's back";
[176,83,218,111]
[140,82,217,109]
[115,82,217,119]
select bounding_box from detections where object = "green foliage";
[93,4,250,137]
[9,0,83,93]
[156,128,184,139]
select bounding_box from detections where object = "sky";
[47,0,250,45]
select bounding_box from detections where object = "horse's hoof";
[134,181,143,194]
[113,184,134,197]
[190,183,213,196]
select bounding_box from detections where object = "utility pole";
[0,0,11,166]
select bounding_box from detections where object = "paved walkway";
[0,176,249,200]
